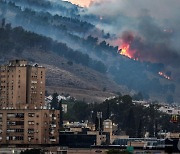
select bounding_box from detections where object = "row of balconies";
[7,113,24,118]
[6,136,24,141]
[7,121,24,126]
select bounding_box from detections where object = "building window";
[7,113,16,118]
[6,136,13,140]
[16,129,24,133]
[15,136,24,140]
[15,113,24,118]
[28,113,35,117]
[28,129,34,134]
[28,136,34,142]
[28,121,34,125]
[16,121,24,125]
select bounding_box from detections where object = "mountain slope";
[0,25,127,102]
[0,0,178,103]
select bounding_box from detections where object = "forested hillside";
[0,23,106,73]
[0,0,178,102]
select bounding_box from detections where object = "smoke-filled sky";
[67,0,180,70]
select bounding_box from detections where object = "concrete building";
[0,60,45,109]
[0,60,60,146]
[158,106,180,115]
[0,109,59,145]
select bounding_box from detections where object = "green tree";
[137,119,143,138]
[1,18,5,28]
[122,95,132,104]
[125,108,136,137]
[72,101,89,121]
[50,93,59,109]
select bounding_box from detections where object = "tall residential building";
[0,60,45,109]
[0,60,60,146]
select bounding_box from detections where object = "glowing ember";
[158,72,171,80]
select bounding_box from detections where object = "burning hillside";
[117,31,141,61]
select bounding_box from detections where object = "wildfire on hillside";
[158,72,172,80]
[117,31,140,61]
[119,43,138,61]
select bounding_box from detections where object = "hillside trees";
[0,23,107,73]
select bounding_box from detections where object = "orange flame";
[119,43,138,60]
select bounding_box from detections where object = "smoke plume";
[82,0,180,68]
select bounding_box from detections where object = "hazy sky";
[66,0,93,7]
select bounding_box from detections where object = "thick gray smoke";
[83,0,180,68]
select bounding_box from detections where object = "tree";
[122,95,132,104]
[59,99,63,129]
[72,101,89,121]
[148,105,155,137]
[95,114,103,131]
[67,61,73,66]
[50,93,59,109]
[137,119,143,138]
[106,102,110,119]
[125,108,136,137]
[1,18,5,28]
[95,117,99,131]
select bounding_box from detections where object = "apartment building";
[0,60,60,146]
[0,60,45,109]
[0,109,59,145]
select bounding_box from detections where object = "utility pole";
[97,112,102,144]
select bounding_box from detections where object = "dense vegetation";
[60,95,179,138]
[0,22,107,73]
[0,0,177,101]
[6,0,80,18]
